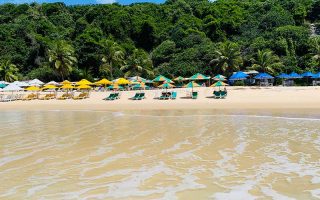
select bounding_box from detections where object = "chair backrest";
[171,92,177,98]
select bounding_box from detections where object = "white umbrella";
[29,79,44,86]
[12,81,30,87]
[3,83,24,91]
[45,81,60,86]
[0,81,9,85]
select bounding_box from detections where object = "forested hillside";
[1,0,320,81]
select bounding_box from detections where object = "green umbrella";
[184,81,200,93]
[158,82,174,92]
[210,81,228,90]
[174,76,185,81]
[153,75,174,83]
[213,74,226,81]
[189,73,210,80]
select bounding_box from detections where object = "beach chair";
[57,93,69,100]
[220,91,227,99]
[213,91,221,99]
[114,93,120,100]
[136,93,145,100]
[170,92,177,100]
[0,95,13,102]
[22,94,35,101]
[104,93,115,100]
[192,92,198,99]
[130,93,140,100]
[39,94,51,100]
[73,93,86,100]
[159,92,170,100]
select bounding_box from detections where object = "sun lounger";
[213,90,227,99]
[0,95,14,102]
[192,91,198,99]
[104,93,119,100]
[57,93,71,100]
[22,93,36,101]
[39,94,53,100]
[170,92,177,100]
[130,93,140,100]
[136,93,145,100]
[159,92,170,100]
[73,93,87,100]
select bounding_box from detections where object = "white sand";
[0,86,320,111]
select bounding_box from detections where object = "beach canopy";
[42,85,58,90]
[115,78,131,85]
[76,79,92,85]
[60,84,74,89]
[277,73,291,79]
[289,72,302,79]
[174,76,185,81]
[29,79,44,86]
[153,75,173,83]
[95,78,112,86]
[26,86,41,91]
[211,81,228,87]
[45,81,60,86]
[61,80,72,85]
[254,72,274,79]
[229,71,249,80]
[301,71,315,77]
[213,74,226,81]
[12,81,30,87]
[76,84,92,89]
[189,73,210,80]
[3,83,24,91]
[158,82,174,89]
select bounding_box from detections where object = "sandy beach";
[1,86,320,111]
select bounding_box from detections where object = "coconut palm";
[249,49,282,74]
[120,49,154,78]
[210,42,243,76]
[0,60,19,82]
[48,40,77,80]
[99,39,125,79]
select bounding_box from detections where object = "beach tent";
[213,74,226,81]
[184,81,200,93]
[76,79,92,85]
[229,71,249,81]
[12,81,30,87]
[289,72,302,79]
[29,79,44,86]
[3,83,24,91]
[45,81,60,86]
[153,75,173,83]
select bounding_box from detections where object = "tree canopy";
[0,0,320,81]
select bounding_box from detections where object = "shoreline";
[1,86,320,112]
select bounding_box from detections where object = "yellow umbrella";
[42,85,58,90]
[76,79,92,85]
[26,86,41,91]
[95,78,112,85]
[76,84,92,89]
[61,80,71,85]
[115,78,131,85]
[60,84,74,89]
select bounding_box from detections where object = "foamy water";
[0,111,320,199]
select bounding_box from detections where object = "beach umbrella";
[42,85,58,90]
[61,80,72,85]
[213,74,226,81]
[153,75,174,83]
[29,79,44,86]
[128,76,148,83]
[45,81,60,86]
[158,82,174,93]
[312,72,320,79]
[174,76,185,81]
[13,81,30,87]
[76,79,92,85]
[254,72,274,79]
[108,84,123,90]
[276,73,291,79]
[289,72,302,79]
[301,71,315,77]
[115,78,131,85]
[3,83,24,92]
[26,86,41,91]
[210,81,228,87]
[60,84,74,89]
[95,78,112,86]
[0,83,6,88]
[184,81,200,93]
[189,73,210,80]
[76,84,92,90]
[229,71,249,81]
[0,81,9,85]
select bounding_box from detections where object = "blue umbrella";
[254,72,274,79]
[276,73,291,79]
[289,72,302,79]
[312,72,320,79]
[229,71,249,81]
[301,71,315,77]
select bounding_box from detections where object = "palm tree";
[120,49,154,78]
[0,60,19,82]
[99,39,125,79]
[210,42,243,76]
[249,49,282,74]
[48,40,77,80]
[310,36,320,67]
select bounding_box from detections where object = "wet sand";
[0,86,320,111]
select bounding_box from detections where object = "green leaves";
[0,60,19,82]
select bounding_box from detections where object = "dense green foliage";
[1,0,320,81]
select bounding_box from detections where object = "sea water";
[0,110,320,199]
